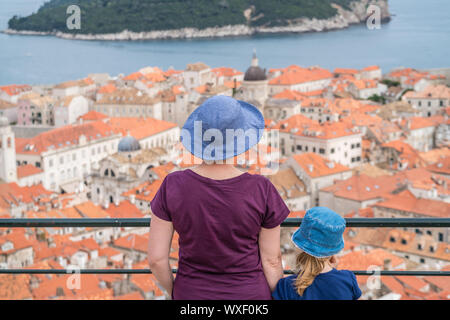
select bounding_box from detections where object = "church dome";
[118,136,141,153]
[244,66,267,81]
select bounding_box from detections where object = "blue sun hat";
[181,95,265,161]
[292,207,346,258]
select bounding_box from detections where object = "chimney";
[383,259,391,271]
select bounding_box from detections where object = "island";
[4,0,391,41]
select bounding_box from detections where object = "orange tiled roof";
[130,274,164,296]
[426,155,450,175]
[106,117,177,140]
[286,119,361,139]
[0,274,33,300]
[123,179,163,203]
[382,276,405,294]
[113,233,149,253]
[78,110,108,121]
[373,194,450,218]
[0,182,53,209]
[292,152,351,178]
[97,83,117,94]
[273,89,308,101]
[403,84,450,100]
[123,72,143,81]
[338,248,405,279]
[17,164,43,178]
[361,65,380,72]
[269,66,333,86]
[212,67,243,77]
[74,201,110,218]
[321,173,401,201]
[0,84,31,96]
[334,68,358,75]
[15,121,117,155]
[105,200,145,218]
[400,116,441,130]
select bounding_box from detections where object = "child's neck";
[320,263,333,274]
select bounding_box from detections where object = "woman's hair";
[294,251,329,296]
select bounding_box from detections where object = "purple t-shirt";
[150,169,290,300]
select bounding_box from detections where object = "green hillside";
[8,0,359,34]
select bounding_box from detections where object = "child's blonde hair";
[294,251,329,296]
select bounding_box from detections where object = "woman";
[148,95,290,299]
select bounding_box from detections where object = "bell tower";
[0,117,17,182]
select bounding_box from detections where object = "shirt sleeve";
[351,272,362,300]
[262,180,291,229]
[150,177,172,222]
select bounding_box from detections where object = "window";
[401,239,407,245]
[417,244,422,250]
[420,258,425,263]
[426,230,432,236]
[59,157,64,165]
[356,143,361,148]
[389,237,395,243]
[356,156,361,161]
[312,147,316,153]
[429,246,435,253]
[35,162,41,168]
[351,144,355,149]
[72,153,76,161]
[440,100,444,107]
[439,233,444,242]
[296,145,302,151]
[319,148,325,154]
[331,148,335,154]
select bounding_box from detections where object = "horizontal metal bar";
[0,218,449,228]
[0,269,448,276]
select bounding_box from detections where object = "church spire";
[251,49,259,67]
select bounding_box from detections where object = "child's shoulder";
[272,275,298,300]
[328,269,357,280]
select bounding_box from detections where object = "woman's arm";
[148,214,175,297]
[258,226,283,292]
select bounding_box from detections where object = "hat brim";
[181,99,265,161]
[291,228,344,259]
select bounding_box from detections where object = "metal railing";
[1,218,449,276]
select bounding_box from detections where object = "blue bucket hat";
[181,95,265,161]
[291,207,346,258]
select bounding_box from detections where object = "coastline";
[2,0,391,41]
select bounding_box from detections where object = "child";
[272,207,362,300]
